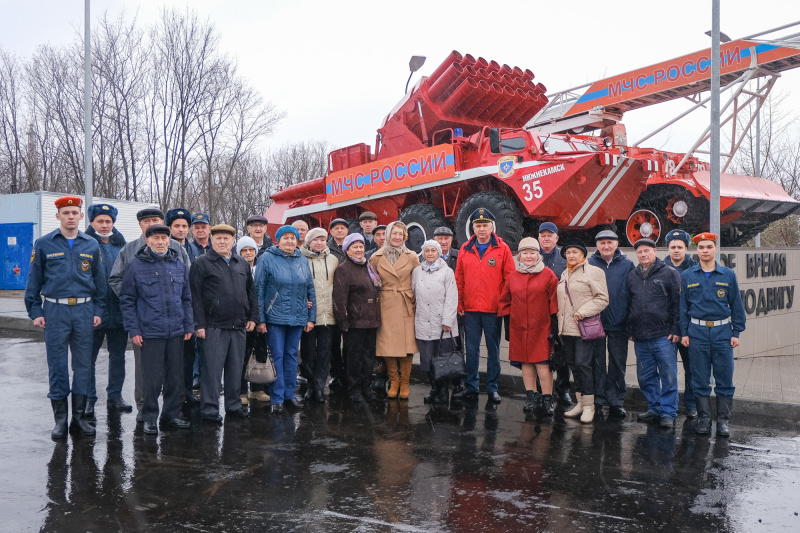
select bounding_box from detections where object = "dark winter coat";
[109,234,189,296]
[588,248,635,332]
[86,226,126,328]
[332,256,381,331]
[189,249,259,330]
[541,246,567,279]
[626,258,682,341]
[327,236,346,263]
[119,247,194,339]
[254,245,316,326]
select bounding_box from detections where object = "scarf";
[383,244,407,265]
[421,258,444,272]
[567,258,586,273]
[638,262,656,279]
[349,255,382,287]
[515,255,545,274]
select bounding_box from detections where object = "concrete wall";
[618,247,800,358]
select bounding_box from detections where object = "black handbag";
[431,331,467,382]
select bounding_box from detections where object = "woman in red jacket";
[498,237,559,415]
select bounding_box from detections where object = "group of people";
[26,195,746,442]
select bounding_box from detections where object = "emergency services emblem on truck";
[498,156,515,178]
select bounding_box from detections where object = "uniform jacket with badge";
[109,234,189,296]
[370,247,420,357]
[679,262,747,338]
[332,256,382,331]
[255,245,316,327]
[626,258,681,341]
[119,247,193,339]
[455,233,514,314]
[556,261,609,337]
[411,259,459,341]
[86,226,126,328]
[25,229,107,320]
[301,244,339,326]
[588,248,634,332]
[190,248,259,330]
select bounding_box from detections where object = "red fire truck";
[266,26,800,250]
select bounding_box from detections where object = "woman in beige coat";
[370,221,420,399]
[556,240,609,423]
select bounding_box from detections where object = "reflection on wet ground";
[2,331,800,532]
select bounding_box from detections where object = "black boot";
[433,380,450,404]
[523,390,537,413]
[716,396,732,437]
[50,399,68,440]
[69,394,96,436]
[451,378,465,395]
[695,396,712,436]
[541,394,554,416]
[84,400,97,426]
[424,372,438,404]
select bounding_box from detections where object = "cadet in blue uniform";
[86,202,132,419]
[25,195,107,439]
[664,229,697,418]
[679,232,746,437]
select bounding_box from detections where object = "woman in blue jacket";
[255,225,316,413]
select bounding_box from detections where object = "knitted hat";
[236,236,258,255]
[342,233,365,253]
[420,239,442,257]
[305,227,328,244]
[275,225,300,241]
[517,237,541,252]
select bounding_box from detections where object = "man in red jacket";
[454,208,514,403]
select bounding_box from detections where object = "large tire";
[398,204,450,252]
[455,191,523,250]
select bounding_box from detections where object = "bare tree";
[728,90,800,246]
[0,49,26,194]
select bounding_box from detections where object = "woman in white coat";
[411,240,459,404]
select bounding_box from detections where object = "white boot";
[564,392,583,418]
[580,394,595,423]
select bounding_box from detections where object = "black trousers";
[140,336,184,423]
[343,328,376,395]
[240,330,268,394]
[300,325,334,394]
[329,325,348,382]
[183,337,196,399]
[562,335,595,396]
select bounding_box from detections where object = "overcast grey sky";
[1,0,799,158]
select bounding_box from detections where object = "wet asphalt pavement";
[2,330,800,532]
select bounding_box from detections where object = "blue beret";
[88,203,117,222]
[665,229,691,247]
[469,208,496,225]
[538,222,558,235]
[166,208,192,227]
[275,225,300,242]
[192,212,211,225]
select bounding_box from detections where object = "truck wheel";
[624,208,678,245]
[399,204,450,252]
[455,191,523,250]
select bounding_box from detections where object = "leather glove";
[547,314,559,341]
[503,315,511,342]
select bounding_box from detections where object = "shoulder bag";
[565,280,606,341]
[245,340,277,384]
[431,331,467,382]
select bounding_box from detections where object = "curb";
[412,362,800,421]
[0,315,40,333]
